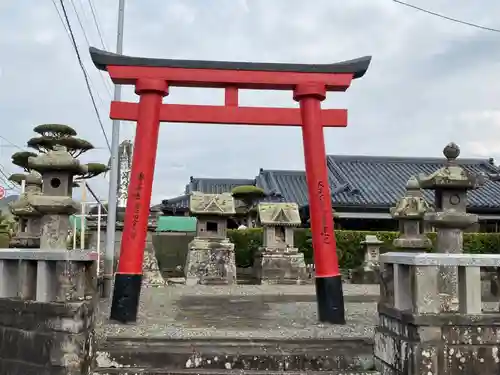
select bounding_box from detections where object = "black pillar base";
[109,273,143,324]
[315,275,346,324]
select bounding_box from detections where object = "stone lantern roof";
[27,145,85,174]
[417,142,486,190]
[390,176,433,220]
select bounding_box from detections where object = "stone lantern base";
[351,265,380,284]
[253,247,307,285]
[9,233,40,249]
[185,237,237,286]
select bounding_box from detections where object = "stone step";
[97,338,375,372]
[95,368,381,375]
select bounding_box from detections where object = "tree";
[11,151,37,172]
[8,173,28,186]
[231,185,267,228]
[27,136,94,157]
[76,162,109,180]
[33,123,77,138]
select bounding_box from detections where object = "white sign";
[0,186,5,200]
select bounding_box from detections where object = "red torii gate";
[90,47,371,325]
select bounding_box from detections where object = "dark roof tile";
[162,155,500,211]
[327,155,500,208]
[186,177,255,194]
[256,170,309,206]
[161,195,190,210]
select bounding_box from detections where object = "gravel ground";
[97,284,379,340]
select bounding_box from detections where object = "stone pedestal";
[375,252,500,375]
[185,237,236,285]
[254,247,306,284]
[253,202,307,284]
[87,222,165,286]
[351,235,383,284]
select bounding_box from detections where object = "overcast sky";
[0,0,499,205]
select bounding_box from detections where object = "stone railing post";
[0,250,97,373]
[351,234,383,284]
[418,142,484,311]
[390,176,432,253]
[375,252,500,375]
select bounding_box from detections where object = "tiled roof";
[326,155,500,209]
[161,195,190,210]
[185,177,256,194]
[256,169,309,205]
[162,155,500,211]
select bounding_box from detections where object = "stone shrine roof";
[258,202,301,226]
[189,192,236,216]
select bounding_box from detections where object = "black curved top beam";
[89,47,372,79]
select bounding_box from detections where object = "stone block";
[185,237,237,285]
[253,248,307,284]
[375,308,500,375]
[0,298,96,374]
[351,266,380,284]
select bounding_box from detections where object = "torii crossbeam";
[90,47,371,325]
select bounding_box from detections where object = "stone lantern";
[9,172,43,248]
[185,192,237,285]
[390,176,433,253]
[253,202,306,284]
[27,145,81,250]
[417,142,485,310]
[351,234,384,284]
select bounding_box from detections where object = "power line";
[50,0,73,43]
[0,136,23,151]
[57,0,112,152]
[87,0,108,50]
[392,0,500,33]
[69,0,113,97]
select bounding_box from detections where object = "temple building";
[157,154,500,233]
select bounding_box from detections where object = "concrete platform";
[96,284,379,340]
[95,285,380,374]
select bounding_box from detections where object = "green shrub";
[228,229,500,269]
[229,228,263,267]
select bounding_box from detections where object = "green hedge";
[228,229,500,269]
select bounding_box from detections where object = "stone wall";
[0,298,95,374]
[374,252,500,375]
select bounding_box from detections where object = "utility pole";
[102,0,126,298]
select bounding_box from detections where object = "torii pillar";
[90,47,371,325]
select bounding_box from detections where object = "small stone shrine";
[185,191,237,285]
[351,234,384,284]
[253,202,306,284]
[9,172,43,248]
[418,142,485,311]
[390,176,433,253]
